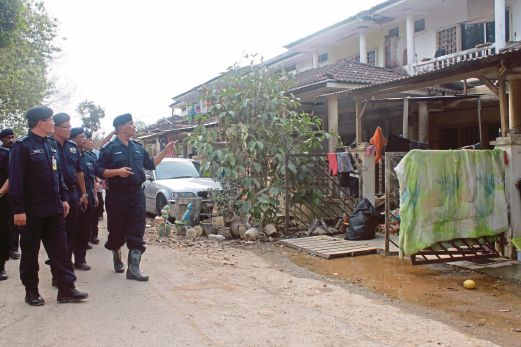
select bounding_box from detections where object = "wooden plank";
[281,236,378,259]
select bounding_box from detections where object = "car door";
[143,169,160,213]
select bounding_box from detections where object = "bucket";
[512,238,521,261]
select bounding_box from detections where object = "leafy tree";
[77,100,106,132]
[187,56,329,225]
[0,0,59,133]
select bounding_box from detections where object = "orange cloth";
[369,127,387,163]
[327,153,338,176]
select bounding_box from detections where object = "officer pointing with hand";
[95,113,174,281]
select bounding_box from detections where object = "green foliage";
[77,100,106,132]
[187,56,330,225]
[0,0,60,133]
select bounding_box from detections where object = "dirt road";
[0,226,497,346]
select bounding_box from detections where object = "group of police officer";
[0,106,174,306]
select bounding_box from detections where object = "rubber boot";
[0,262,7,281]
[113,249,125,273]
[126,249,149,281]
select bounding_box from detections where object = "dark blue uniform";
[56,140,83,261]
[0,146,10,265]
[95,137,155,252]
[8,132,76,291]
[76,150,97,264]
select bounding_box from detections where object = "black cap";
[113,113,132,127]
[70,127,84,139]
[26,106,53,122]
[0,128,14,139]
[53,112,70,126]
[84,130,92,139]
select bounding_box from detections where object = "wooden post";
[402,98,409,138]
[509,77,521,132]
[498,80,509,137]
[477,96,484,147]
[356,99,362,145]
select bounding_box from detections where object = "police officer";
[95,113,174,281]
[9,106,88,305]
[0,128,15,280]
[53,113,89,269]
[70,127,97,270]
[85,131,102,245]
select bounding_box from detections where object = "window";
[351,49,377,66]
[319,53,328,64]
[414,19,425,33]
[436,25,458,55]
[284,64,296,74]
[461,10,511,50]
[388,27,399,37]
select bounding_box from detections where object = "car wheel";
[156,194,168,216]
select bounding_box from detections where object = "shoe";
[112,249,125,273]
[0,263,7,281]
[86,244,93,250]
[90,237,100,244]
[25,289,45,306]
[74,262,91,271]
[9,251,20,260]
[126,249,149,281]
[57,287,89,303]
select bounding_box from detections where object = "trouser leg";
[41,215,76,289]
[104,191,126,251]
[19,219,43,290]
[65,189,79,261]
[75,206,94,264]
[125,190,146,252]
[8,223,19,253]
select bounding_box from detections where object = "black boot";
[126,249,149,281]
[112,249,125,273]
[57,286,89,303]
[0,262,7,281]
[25,289,44,306]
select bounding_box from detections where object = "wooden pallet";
[280,236,378,259]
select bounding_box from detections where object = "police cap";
[113,113,132,127]
[53,112,71,126]
[70,127,84,139]
[26,106,53,122]
[0,128,14,139]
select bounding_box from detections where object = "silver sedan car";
[143,158,220,216]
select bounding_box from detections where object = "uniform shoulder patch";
[66,140,78,147]
[16,136,28,143]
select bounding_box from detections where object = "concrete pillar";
[312,49,319,68]
[495,0,506,50]
[406,15,415,66]
[353,145,375,205]
[327,96,339,152]
[402,98,409,138]
[155,137,161,156]
[418,102,429,143]
[359,30,367,64]
[509,77,521,132]
[492,134,521,257]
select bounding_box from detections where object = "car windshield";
[155,161,200,180]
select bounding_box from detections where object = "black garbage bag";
[344,198,379,240]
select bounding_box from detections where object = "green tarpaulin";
[395,149,508,257]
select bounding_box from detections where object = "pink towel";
[327,153,338,176]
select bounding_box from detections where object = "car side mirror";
[145,172,154,181]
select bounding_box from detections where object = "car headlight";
[171,192,197,199]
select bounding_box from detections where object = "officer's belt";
[108,185,142,193]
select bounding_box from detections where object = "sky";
[43,0,382,133]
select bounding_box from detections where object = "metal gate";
[284,153,358,234]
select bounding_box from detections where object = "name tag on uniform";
[51,148,57,153]
[69,147,77,154]
[115,151,122,155]
[30,149,44,155]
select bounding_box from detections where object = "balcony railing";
[410,44,495,76]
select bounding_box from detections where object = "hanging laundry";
[336,152,352,173]
[395,149,508,257]
[370,127,387,163]
[327,153,338,176]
